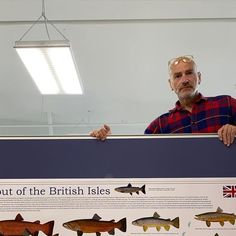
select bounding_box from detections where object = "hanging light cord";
[42,0,50,40]
[18,0,68,41]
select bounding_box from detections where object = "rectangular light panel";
[15,40,83,95]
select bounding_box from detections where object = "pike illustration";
[63,214,126,236]
[0,214,54,236]
[132,212,179,231]
[114,183,145,195]
[195,207,236,227]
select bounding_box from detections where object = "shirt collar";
[169,93,207,113]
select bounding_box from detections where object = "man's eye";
[186,71,193,75]
[174,74,182,79]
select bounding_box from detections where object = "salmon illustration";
[63,214,126,236]
[132,212,179,231]
[195,207,236,227]
[0,214,54,236]
[115,183,145,195]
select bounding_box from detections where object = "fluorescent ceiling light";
[15,40,83,95]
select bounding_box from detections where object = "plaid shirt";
[144,94,236,134]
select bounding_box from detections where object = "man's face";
[168,60,201,101]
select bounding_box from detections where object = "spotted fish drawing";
[0,214,54,236]
[195,207,236,227]
[63,214,126,236]
[132,212,179,231]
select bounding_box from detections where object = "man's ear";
[197,72,201,85]
[168,79,174,91]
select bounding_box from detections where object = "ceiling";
[0,0,236,136]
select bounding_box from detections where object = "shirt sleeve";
[230,96,236,124]
[144,117,161,134]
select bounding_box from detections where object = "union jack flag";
[223,186,236,198]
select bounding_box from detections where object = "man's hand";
[217,124,236,147]
[90,124,111,141]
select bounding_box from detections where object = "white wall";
[0,0,235,135]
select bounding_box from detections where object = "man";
[90,55,236,146]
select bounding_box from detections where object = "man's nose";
[180,74,190,84]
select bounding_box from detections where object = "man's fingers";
[218,124,236,147]
[225,125,234,146]
[99,128,108,139]
[227,125,232,144]
[217,127,223,141]
[90,124,111,141]
[104,124,111,133]
[89,130,97,137]
[224,127,229,145]
[218,125,228,146]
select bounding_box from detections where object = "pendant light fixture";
[14,0,83,95]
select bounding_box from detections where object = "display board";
[0,134,235,178]
[0,135,235,236]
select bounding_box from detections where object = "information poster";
[0,178,235,236]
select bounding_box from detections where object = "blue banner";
[0,134,235,178]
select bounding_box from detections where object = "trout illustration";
[195,207,236,227]
[63,214,126,236]
[132,212,179,231]
[114,183,145,195]
[0,214,54,236]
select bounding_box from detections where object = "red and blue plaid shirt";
[144,94,236,134]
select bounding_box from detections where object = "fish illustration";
[195,207,236,227]
[63,214,126,236]
[114,183,145,195]
[132,212,179,231]
[0,214,54,236]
